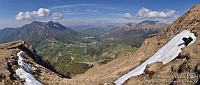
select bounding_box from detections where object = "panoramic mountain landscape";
[1,20,161,76]
[0,0,200,85]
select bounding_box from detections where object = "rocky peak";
[47,21,54,24]
[139,20,159,25]
[47,21,67,31]
[31,21,43,25]
[21,21,66,31]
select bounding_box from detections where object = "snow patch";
[115,30,196,85]
[16,68,42,85]
[17,51,31,72]
[54,24,59,27]
[18,59,31,72]
[16,51,42,85]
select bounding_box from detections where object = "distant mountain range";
[69,24,123,32]
[0,20,168,47]
[0,21,80,46]
[103,20,168,39]
[0,20,168,76]
[80,28,108,38]
[99,20,168,47]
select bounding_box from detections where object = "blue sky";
[0,0,199,28]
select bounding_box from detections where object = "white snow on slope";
[16,68,42,85]
[16,51,42,85]
[17,51,31,72]
[17,51,24,60]
[114,30,196,85]
[18,59,31,72]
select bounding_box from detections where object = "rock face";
[0,40,69,85]
[131,20,168,31]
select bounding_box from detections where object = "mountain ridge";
[0,21,80,45]
[103,20,168,38]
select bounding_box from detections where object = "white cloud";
[137,7,175,19]
[16,8,58,21]
[52,12,63,20]
[16,12,26,20]
[123,13,132,19]
[16,12,37,20]
[37,8,51,17]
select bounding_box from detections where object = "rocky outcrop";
[0,40,69,85]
